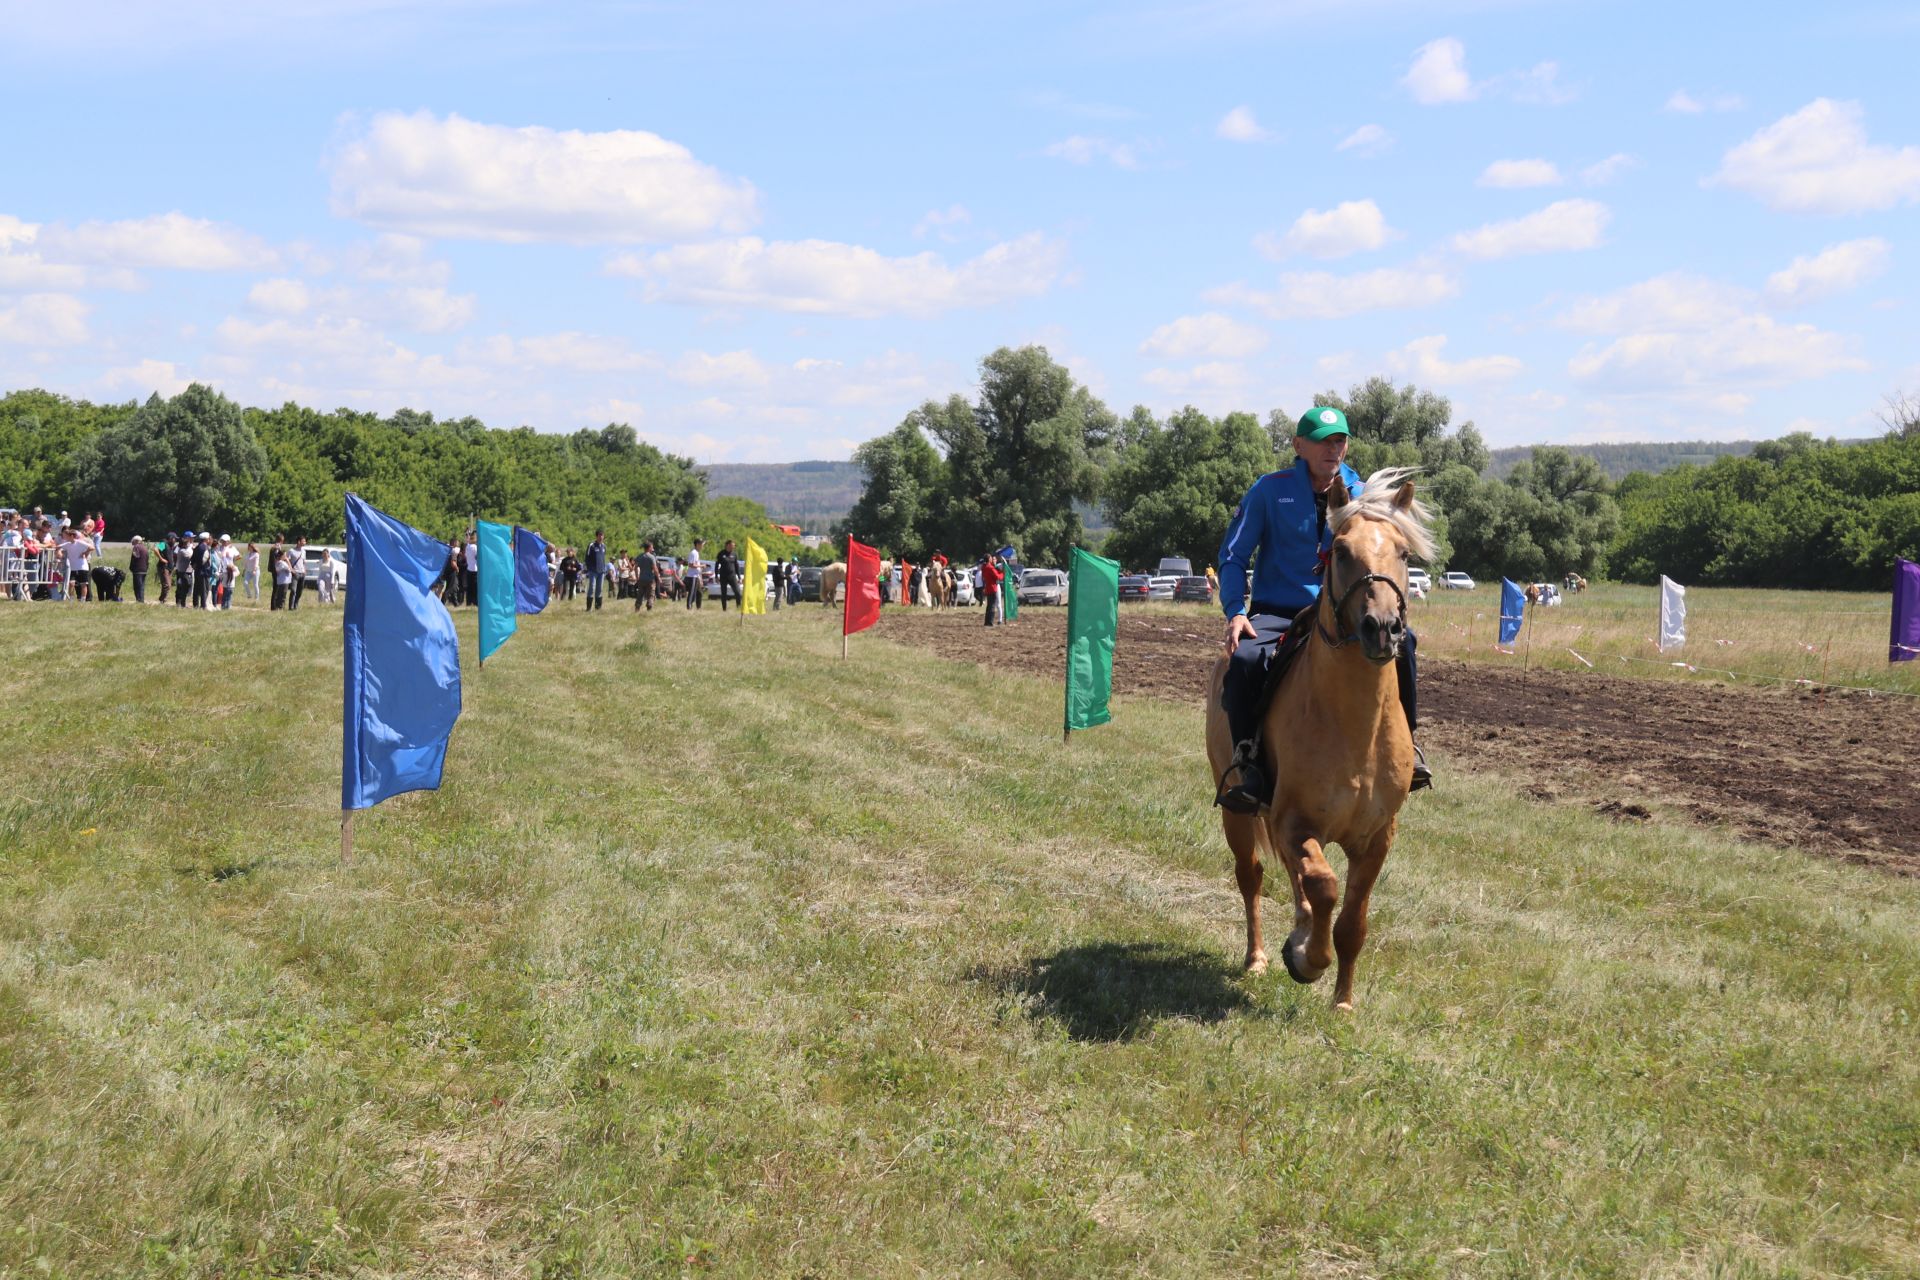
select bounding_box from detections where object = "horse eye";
[1399,548,1409,561]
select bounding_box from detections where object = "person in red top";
[979,554,1004,628]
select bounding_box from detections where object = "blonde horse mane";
[1328,466,1437,564]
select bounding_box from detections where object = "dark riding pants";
[1222,608,1418,749]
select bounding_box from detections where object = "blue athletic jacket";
[1217,457,1363,618]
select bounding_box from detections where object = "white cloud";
[1206,267,1460,320]
[0,292,89,345]
[327,110,760,243]
[1449,199,1609,258]
[913,204,970,240]
[672,349,771,387]
[1335,124,1393,157]
[1666,90,1743,114]
[1478,158,1562,188]
[385,285,475,333]
[1555,273,1747,334]
[462,331,655,374]
[1569,316,1865,390]
[1403,37,1475,104]
[1043,135,1141,169]
[37,212,275,270]
[1257,199,1396,260]
[340,234,450,285]
[103,358,191,398]
[606,232,1066,317]
[1387,334,1522,384]
[1141,361,1252,399]
[247,277,311,314]
[1504,61,1576,106]
[1708,99,1920,214]
[1216,105,1270,143]
[1765,237,1891,305]
[1579,153,1637,186]
[1139,312,1267,359]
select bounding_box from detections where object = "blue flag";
[343,494,463,811]
[1498,578,1526,648]
[476,519,517,661]
[514,526,550,614]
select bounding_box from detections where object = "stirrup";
[1409,741,1433,793]
[1215,746,1268,815]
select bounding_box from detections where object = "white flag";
[1658,575,1687,652]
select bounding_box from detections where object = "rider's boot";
[1410,740,1432,792]
[1216,739,1270,815]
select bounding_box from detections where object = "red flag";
[845,537,881,636]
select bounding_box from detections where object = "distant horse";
[1205,468,1436,1011]
[820,561,848,606]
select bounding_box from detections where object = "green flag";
[1064,546,1119,732]
[1001,560,1018,622]
[476,519,517,662]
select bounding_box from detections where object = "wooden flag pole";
[341,809,355,866]
[1523,601,1536,673]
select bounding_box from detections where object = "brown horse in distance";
[1205,468,1436,1011]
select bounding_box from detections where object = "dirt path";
[883,608,1920,875]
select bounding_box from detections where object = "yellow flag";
[744,537,768,615]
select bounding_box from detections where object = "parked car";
[1173,575,1214,603]
[1407,567,1431,594]
[1017,568,1069,606]
[1156,556,1193,577]
[1118,574,1151,602]
[952,574,975,606]
[302,545,348,590]
[1147,574,1178,600]
[1440,571,1476,590]
[794,565,824,601]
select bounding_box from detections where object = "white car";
[1439,571,1476,590]
[1407,567,1431,595]
[1147,574,1179,600]
[1017,568,1069,606]
[952,574,975,606]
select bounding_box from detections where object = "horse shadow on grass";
[972,941,1275,1043]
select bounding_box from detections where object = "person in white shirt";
[462,534,479,608]
[316,548,337,603]
[61,529,93,601]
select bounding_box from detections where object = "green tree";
[1101,406,1274,570]
[838,415,946,554]
[68,384,267,534]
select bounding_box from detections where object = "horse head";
[1323,467,1435,665]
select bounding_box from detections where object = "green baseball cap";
[1296,406,1350,440]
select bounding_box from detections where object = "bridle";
[1315,542,1408,663]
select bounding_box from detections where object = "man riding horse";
[1215,406,1430,813]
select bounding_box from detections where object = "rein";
[1315,565,1408,661]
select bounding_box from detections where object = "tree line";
[6,361,1914,589]
[0,386,822,563]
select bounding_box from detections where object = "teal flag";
[1001,560,1018,622]
[1064,546,1119,732]
[476,519,517,662]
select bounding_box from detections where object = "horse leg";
[1331,823,1394,1011]
[1223,811,1269,973]
[1276,818,1338,985]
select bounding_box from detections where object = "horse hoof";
[1280,942,1317,985]
[1333,1000,1354,1014]
[1246,952,1268,975]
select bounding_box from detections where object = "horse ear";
[1328,477,1352,510]
[1393,480,1416,511]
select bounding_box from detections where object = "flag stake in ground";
[1064,546,1120,737]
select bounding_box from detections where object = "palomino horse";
[820,561,848,605]
[1205,468,1436,1011]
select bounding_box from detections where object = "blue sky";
[3,0,1916,461]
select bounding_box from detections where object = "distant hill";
[702,460,863,533]
[1487,440,1763,481]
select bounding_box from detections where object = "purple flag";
[1893,558,1920,663]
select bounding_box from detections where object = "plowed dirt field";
[886,609,1920,875]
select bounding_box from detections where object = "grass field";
[4,600,1920,1277]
